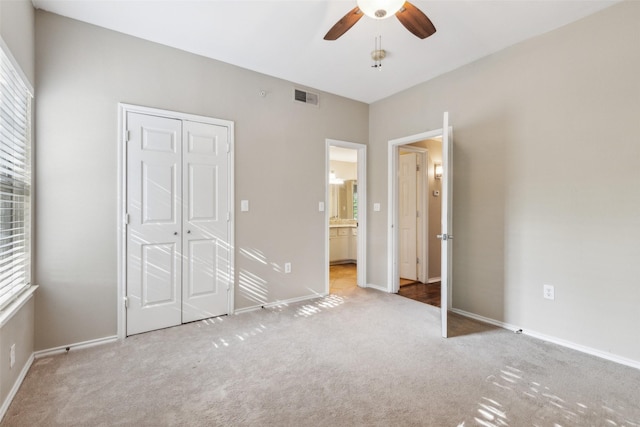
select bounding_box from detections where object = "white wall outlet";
[10,344,15,369]
[284,263,291,274]
[543,284,555,300]
[373,203,381,212]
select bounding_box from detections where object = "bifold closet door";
[126,112,183,335]
[181,120,229,323]
[126,112,231,335]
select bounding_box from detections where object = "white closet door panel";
[182,120,229,323]
[127,112,182,335]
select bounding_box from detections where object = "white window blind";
[0,41,32,309]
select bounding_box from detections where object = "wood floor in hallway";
[330,263,441,308]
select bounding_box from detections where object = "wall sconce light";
[434,163,443,180]
[329,171,344,185]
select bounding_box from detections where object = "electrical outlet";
[284,263,291,274]
[10,344,15,369]
[543,284,555,300]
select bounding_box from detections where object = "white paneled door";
[182,121,230,323]
[399,152,418,281]
[126,112,230,335]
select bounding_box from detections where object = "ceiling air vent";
[294,89,319,107]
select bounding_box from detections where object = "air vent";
[294,89,319,106]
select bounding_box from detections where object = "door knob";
[187,230,191,234]
[174,232,178,236]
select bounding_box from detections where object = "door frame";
[388,130,442,294]
[117,103,235,339]
[325,139,367,293]
[398,146,429,283]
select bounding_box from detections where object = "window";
[0,39,33,309]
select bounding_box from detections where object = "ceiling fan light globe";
[356,0,405,20]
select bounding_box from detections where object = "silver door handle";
[437,234,453,241]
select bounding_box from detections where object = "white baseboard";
[428,277,441,284]
[0,352,34,422]
[234,293,327,315]
[450,308,640,370]
[34,335,118,359]
[365,283,389,292]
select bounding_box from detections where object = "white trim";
[325,139,367,292]
[0,353,34,422]
[34,335,119,359]
[233,293,328,315]
[117,103,235,338]
[0,286,37,327]
[450,308,640,370]
[428,277,441,284]
[388,129,443,294]
[365,283,388,293]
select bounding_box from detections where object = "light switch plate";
[240,200,249,212]
[373,203,381,212]
[318,202,325,212]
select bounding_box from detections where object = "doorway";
[397,143,442,308]
[326,139,367,295]
[387,113,453,337]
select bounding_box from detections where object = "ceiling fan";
[324,0,436,40]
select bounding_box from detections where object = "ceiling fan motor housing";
[357,0,405,19]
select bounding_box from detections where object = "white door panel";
[182,120,229,323]
[127,113,182,335]
[399,153,417,281]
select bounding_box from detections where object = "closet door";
[126,113,183,335]
[182,121,230,323]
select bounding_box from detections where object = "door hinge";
[124,213,130,225]
[124,297,129,309]
[416,210,419,218]
[227,212,231,222]
[416,164,420,172]
[226,143,230,153]
[417,257,420,264]
[125,130,131,142]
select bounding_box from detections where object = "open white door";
[439,112,453,338]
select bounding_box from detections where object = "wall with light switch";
[33,10,368,350]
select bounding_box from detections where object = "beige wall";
[330,160,357,181]
[368,1,640,363]
[34,11,368,350]
[0,0,36,409]
[0,0,35,85]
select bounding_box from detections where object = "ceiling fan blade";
[324,6,364,40]
[395,1,436,39]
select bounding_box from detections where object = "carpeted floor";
[2,287,639,426]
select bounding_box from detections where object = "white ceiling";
[31,0,620,104]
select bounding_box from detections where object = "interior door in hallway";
[399,152,417,281]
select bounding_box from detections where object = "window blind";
[0,42,32,309]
